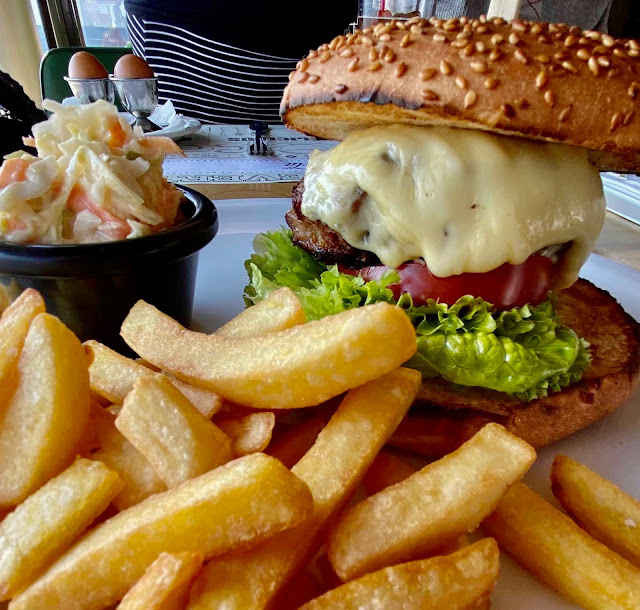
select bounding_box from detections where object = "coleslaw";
[0,100,184,244]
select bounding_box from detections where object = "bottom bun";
[389,279,640,456]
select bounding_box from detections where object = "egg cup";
[64,77,115,105]
[111,77,161,132]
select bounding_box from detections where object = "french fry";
[214,412,275,457]
[0,313,90,509]
[117,552,203,610]
[483,482,640,609]
[84,340,222,418]
[277,567,326,610]
[11,453,314,610]
[327,423,536,581]
[216,287,305,338]
[120,300,417,409]
[0,288,45,409]
[299,538,500,610]
[116,375,233,488]
[552,455,640,568]
[187,368,421,610]
[266,416,327,469]
[362,450,417,497]
[90,407,167,511]
[0,459,122,600]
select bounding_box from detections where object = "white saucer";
[121,113,201,141]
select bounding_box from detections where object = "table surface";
[189,183,640,273]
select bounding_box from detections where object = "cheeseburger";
[244,16,640,452]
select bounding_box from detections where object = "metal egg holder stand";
[64,74,161,132]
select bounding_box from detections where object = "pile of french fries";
[1,286,640,609]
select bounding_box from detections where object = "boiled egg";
[113,54,155,79]
[68,51,108,79]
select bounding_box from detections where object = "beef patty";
[285,179,380,268]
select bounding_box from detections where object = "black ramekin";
[0,185,218,354]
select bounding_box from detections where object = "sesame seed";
[368,60,382,71]
[558,106,572,122]
[593,45,607,55]
[613,48,625,57]
[489,48,502,61]
[477,24,488,34]
[384,49,396,63]
[456,76,468,89]
[624,110,635,125]
[629,39,640,51]
[610,112,622,131]
[602,34,615,47]
[531,24,542,35]
[564,35,576,47]
[544,90,556,107]
[406,16,423,25]
[433,33,447,43]
[334,84,348,94]
[508,32,521,45]
[628,82,640,98]
[491,34,504,46]
[440,60,453,75]
[400,33,411,47]
[470,61,488,73]
[629,49,640,58]
[501,103,516,118]
[299,58,309,71]
[597,56,611,67]
[347,34,358,45]
[411,24,423,35]
[512,19,526,32]
[287,71,295,81]
[576,49,590,60]
[395,62,408,77]
[308,50,318,58]
[585,30,601,40]
[554,51,568,61]
[340,47,354,58]
[464,90,478,108]
[422,89,439,101]
[379,33,391,42]
[462,43,475,56]
[369,47,378,61]
[452,40,468,48]
[443,22,458,31]
[361,36,373,46]
[536,70,549,89]
[348,57,359,71]
[420,68,437,81]
[562,61,577,73]
[538,35,551,44]
[457,31,471,40]
[308,74,320,84]
[320,51,331,63]
[588,56,600,75]
[479,14,487,23]
[514,49,528,64]
[297,71,309,83]
[578,37,590,45]
[607,68,620,79]
[494,17,506,26]
[535,54,551,63]
[318,43,330,52]
[329,36,341,50]
[484,77,499,89]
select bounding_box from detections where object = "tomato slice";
[339,256,554,310]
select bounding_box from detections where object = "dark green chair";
[40,47,129,105]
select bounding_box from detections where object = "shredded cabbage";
[0,99,181,244]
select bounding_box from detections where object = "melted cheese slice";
[301,125,605,289]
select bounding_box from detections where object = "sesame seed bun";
[281,16,640,173]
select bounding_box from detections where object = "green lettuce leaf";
[244,228,590,401]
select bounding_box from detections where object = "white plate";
[193,197,640,610]
[121,113,201,141]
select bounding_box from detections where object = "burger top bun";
[281,16,640,173]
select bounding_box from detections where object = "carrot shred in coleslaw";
[0,100,184,244]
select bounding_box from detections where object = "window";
[75,0,130,47]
